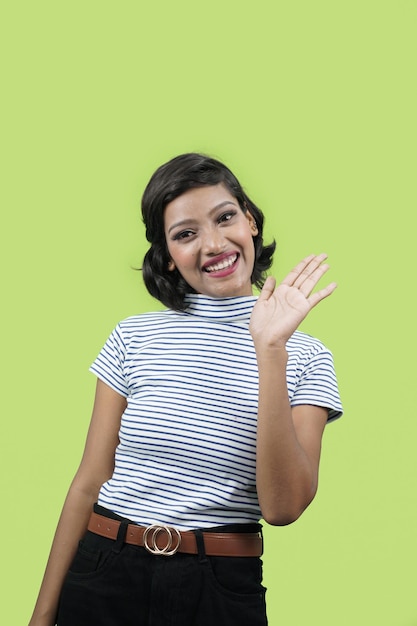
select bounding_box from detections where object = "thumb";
[258,276,276,302]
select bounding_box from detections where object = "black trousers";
[57,506,267,626]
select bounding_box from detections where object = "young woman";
[29,153,342,626]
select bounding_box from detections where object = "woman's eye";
[173,229,194,240]
[218,211,236,223]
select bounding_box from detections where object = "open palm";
[249,254,337,348]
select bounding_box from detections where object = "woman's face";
[164,184,258,298]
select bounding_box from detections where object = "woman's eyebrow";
[212,200,237,211]
[167,218,196,234]
[167,200,237,234]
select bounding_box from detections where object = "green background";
[2,1,416,624]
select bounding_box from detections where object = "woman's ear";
[168,259,176,271]
[246,211,258,235]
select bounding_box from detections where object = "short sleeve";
[290,347,343,422]
[89,324,129,398]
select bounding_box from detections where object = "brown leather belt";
[88,512,263,557]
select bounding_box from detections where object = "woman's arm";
[29,380,127,626]
[250,254,336,525]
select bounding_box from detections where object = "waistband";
[88,511,263,558]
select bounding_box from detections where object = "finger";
[296,260,331,297]
[280,254,319,287]
[308,282,338,308]
[257,276,276,302]
[293,253,329,290]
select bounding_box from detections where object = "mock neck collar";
[183,294,257,323]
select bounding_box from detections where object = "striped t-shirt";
[90,294,342,530]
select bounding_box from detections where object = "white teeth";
[205,254,237,273]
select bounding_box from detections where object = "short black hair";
[141,152,276,310]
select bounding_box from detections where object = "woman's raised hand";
[249,254,337,349]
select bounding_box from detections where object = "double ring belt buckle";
[143,524,182,556]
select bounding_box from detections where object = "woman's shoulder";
[287,330,333,358]
[115,308,182,336]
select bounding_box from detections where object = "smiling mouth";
[203,253,239,273]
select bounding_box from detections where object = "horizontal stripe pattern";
[90,294,342,529]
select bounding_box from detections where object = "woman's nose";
[202,228,225,254]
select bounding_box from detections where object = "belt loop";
[194,529,208,563]
[112,520,128,554]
